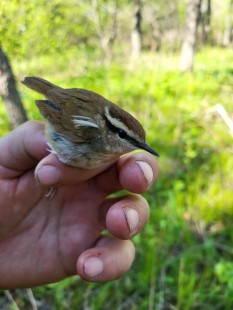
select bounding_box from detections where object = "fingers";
[35,150,159,194]
[35,154,114,186]
[96,151,159,194]
[77,236,135,282]
[0,120,48,177]
[99,194,150,239]
[77,192,149,283]
[118,152,159,192]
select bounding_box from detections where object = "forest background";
[0,0,233,309]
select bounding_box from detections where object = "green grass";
[0,47,233,309]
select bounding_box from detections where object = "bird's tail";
[22,76,56,95]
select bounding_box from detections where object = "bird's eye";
[118,129,127,139]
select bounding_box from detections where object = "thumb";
[0,121,48,177]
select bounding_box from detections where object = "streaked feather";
[22,76,158,169]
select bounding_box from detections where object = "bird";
[22,76,159,169]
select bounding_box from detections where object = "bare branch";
[4,291,20,310]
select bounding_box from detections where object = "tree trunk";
[180,0,202,72]
[90,0,118,62]
[131,0,142,57]
[222,0,233,46]
[0,47,27,128]
[201,0,211,45]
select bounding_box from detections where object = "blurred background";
[0,0,233,309]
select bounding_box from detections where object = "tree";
[201,0,211,44]
[131,0,142,57]
[180,0,202,72]
[222,0,233,46]
[0,47,27,128]
[90,0,118,61]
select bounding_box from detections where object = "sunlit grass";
[1,47,233,308]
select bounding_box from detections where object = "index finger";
[96,151,159,194]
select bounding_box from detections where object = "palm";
[0,121,158,288]
[0,173,108,285]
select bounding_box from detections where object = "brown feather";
[22,76,57,95]
[22,76,158,167]
[108,104,145,141]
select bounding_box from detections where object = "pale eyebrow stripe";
[104,106,136,138]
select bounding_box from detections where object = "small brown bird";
[22,77,159,169]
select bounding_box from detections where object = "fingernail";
[35,165,62,186]
[83,256,104,278]
[136,161,153,188]
[124,207,139,233]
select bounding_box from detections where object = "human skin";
[0,121,159,288]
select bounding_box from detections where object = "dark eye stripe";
[104,115,121,134]
[118,129,127,139]
[104,115,140,147]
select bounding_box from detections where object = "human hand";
[0,121,159,288]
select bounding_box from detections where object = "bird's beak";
[137,142,159,157]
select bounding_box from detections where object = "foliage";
[0,0,94,58]
[1,0,231,61]
[1,47,233,309]
[0,0,233,308]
